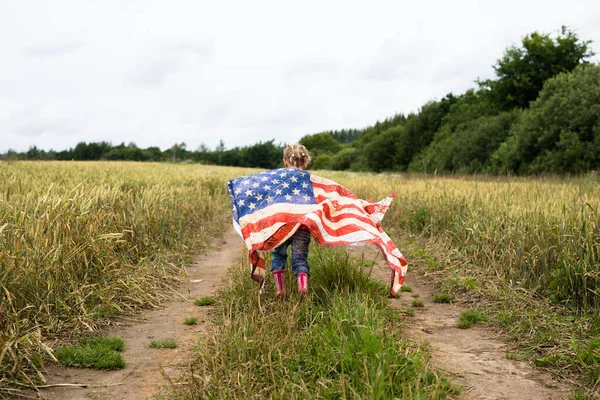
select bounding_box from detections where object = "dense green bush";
[410,110,521,173]
[489,64,600,174]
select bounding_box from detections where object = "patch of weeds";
[505,352,528,361]
[401,307,415,317]
[194,297,216,306]
[433,294,452,304]
[456,309,487,329]
[407,245,438,270]
[411,293,420,298]
[92,305,115,320]
[401,285,413,292]
[412,300,424,308]
[571,338,600,383]
[184,317,198,325]
[571,391,586,400]
[443,276,462,292]
[581,338,600,365]
[410,206,430,235]
[498,310,516,327]
[584,366,600,385]
[186,246,459,398]
[534,355,560,367]
[409,245,427,259]
[212,316,224,325]
[150,340,178,349]
[359,259,376,269]
[426,258,438,270]
[54,336,125,370]
[463,278,478,290]
[444,275,479,293]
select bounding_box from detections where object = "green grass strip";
[194,297,216,306]
[54,337,125,370]
[456,309,487,329]
[178,246,458,399]
[149,340,178,349]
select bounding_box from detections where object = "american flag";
[227,168,408,296]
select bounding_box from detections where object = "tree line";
[2,140,286,170]
[4,27,599,175]
[302,27,599,175]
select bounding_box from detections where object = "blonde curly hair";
[283,144,311,169]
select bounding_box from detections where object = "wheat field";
[1,162,599,392]
[0,161,246,389]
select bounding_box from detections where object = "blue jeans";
[271,229,311,276]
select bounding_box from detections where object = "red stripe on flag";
[311,181,358,199]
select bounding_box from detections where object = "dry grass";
[0,161,254,393]
[316,170,600,392]
[175,247,459,399]
[322,171,600,311]
[2,162,598,394]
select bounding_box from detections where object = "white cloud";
[22,41,84,58]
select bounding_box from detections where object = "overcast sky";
[1,1,599,153]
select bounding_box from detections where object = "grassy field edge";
[168,246,458,399]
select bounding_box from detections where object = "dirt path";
[33,229,243,400]
[30,230,573,399]
[346,243,572,400]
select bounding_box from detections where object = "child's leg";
[271,240,291,296]
[271,241,290,273]
[291,230,311,294]
[290,230,310,276]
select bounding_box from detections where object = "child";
[271,144,312,296]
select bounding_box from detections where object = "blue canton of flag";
[228,168,316,223]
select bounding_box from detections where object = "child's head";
[283,144,311,169]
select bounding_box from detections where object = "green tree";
[169,142,188,161]
[409,111,520,173]
[220,148,242,166]
[311,153,333,170]
[240,140,283,169]
[396,96,458,169]
[214,140,226,165]
[72,142,111,160]
[26,146,41,160]
[407,90,495,173]
[364,126,404,172]
[479,26,593,111]
[299,132,343,157]
[489,63,600,174]
[329,147,357,170]
[143,146,164,161]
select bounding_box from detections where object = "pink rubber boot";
[297,273,308,295]
[273,270,286,297]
